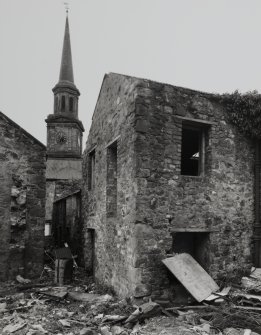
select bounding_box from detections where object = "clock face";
[56,131,67,144]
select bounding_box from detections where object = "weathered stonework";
[0,112,46,281]
[83,73,255,299]
[83,74,139,297]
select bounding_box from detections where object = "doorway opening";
[172,232,210,269]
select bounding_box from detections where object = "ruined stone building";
[0,112,46,280]
[83,73,256,299]
[0,10,258,302]
[45,15,84,256]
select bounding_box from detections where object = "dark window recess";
[61,95,66,112]
[69,97,74,112]
[88,150,95,190]
[181,127,205,176]
[106,141,117,217]
[55,96,59,112]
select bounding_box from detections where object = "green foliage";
[219,90,261,139]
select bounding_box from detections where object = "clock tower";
[45,14,84,180]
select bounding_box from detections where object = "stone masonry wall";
[0,113,46,281]
[83,74,141,297]
[132,79,255,299]
[83,73,255,300]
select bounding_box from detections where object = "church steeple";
[52,14,80,118]
[45,13,84,171]
[59,15,74,84]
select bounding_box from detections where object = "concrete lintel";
[106,135,120,148]
[88,145,97,154]
[175,116,216,126]
[171,228,219,233]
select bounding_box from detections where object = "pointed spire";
[59,14,74,83]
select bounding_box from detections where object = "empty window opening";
[172,232,210,270]
[55,96,59,112]
[69,97,74,112]
[88,149,95,190]
[106,141,117,217]
[61,95,66,112]
[181,126,205,176]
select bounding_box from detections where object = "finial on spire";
[63,2,69,15]
[58,8,74,83]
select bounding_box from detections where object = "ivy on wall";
[218,91,261,139]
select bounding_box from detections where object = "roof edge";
[0,111,46,149]
[106,72,222,98]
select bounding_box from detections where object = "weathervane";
[63,2,69,14]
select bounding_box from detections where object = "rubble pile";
[2,266,261,334]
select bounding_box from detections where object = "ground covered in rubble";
[1,267,261,335]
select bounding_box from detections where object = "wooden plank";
[162,253,219,302]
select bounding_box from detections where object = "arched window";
[69,97,74,112]
[61,95,66,112]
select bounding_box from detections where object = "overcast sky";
[1,0,261,145]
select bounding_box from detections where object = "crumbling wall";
[133,80,255,299]
[83,74,140,297]
[0,114,46,280]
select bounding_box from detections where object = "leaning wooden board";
[162,253,219,302]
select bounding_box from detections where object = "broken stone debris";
[241,276,261,292]
[80,328,96,335]
[3,321,27,333]
[38,287,68,300]
[3,266,261,335]
[125,301,161,324]
[16,274,31,284]
[68,291,101,302]
[205,286,231,302]
[30,324,48,333]
[0,302,7,313]
[59,318,71,327]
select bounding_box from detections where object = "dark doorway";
[166,232,211,304]
[172,232,210,270]
[53,200,67,247]
[85,229,95,276]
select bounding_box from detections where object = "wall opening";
[165,232,211,303]
[61,95,66,112]
[54,96,59,113]
[106,141,117,217]
[172,232,210,269]
[85,229,95,275]
[181,125,206,176]
[88,149,95,190]
[69,97,74,112]
[53,200,67,247]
